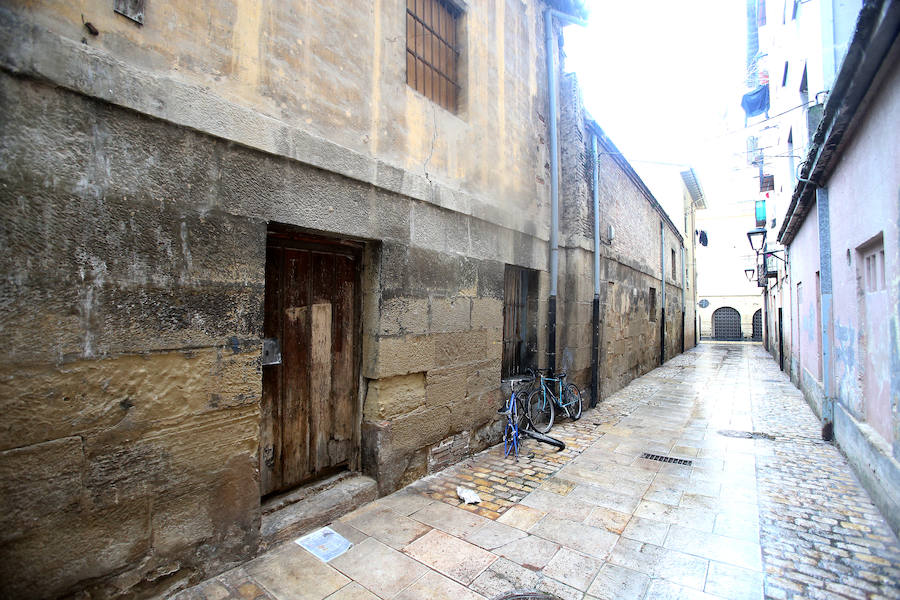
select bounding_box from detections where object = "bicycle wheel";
[565,383,583,420]
[527,389,554,433]
[513,392,530,432]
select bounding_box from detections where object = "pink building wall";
[789,204,823,401]
[825,58,900,445]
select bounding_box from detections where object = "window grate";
[640,453,693,466]
[406,0,460,112]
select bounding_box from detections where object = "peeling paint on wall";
[833,320,861,416]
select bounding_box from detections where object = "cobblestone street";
[176,343,900,600]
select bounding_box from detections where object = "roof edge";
[779,0,900,244]
[586,120,685,245]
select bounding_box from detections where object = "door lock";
[262,338,282,366]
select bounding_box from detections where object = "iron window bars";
[406,0,461,112]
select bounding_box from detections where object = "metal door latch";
[262,338,282,366]
[263,445,275,468]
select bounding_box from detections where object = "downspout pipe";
[591,133,601,408]
[545,7,587,373]
[659,222,666,365]
[681,246,686,352]
[817,187,835,441]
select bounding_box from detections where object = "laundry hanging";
[741,84,770,120]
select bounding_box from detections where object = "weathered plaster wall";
[788,201,823,412]
[1,1,551,225]
[825,56,900,448]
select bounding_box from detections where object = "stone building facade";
[0,1,686,597]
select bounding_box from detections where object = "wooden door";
[260,231,361,497]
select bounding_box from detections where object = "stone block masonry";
[0,71,540,598]
[0,2,691,597]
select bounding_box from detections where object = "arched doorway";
[712,307,742,340]
[752,309,763,341]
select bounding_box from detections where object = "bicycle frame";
[501,391,520,459]
[535,372,576,413]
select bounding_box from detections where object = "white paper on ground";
[295,526,352,562]
[456,485,481,504]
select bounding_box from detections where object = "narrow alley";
[175,343,900,600]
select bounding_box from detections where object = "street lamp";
[747,227,767,252]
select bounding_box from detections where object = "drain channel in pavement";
[717,429,775,440]
[640,452,693,466]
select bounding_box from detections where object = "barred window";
[406,0,461,112]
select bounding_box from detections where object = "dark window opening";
[760,174,774,192]
[502,265,539,378]
[649,287,657,321]
[671,249,677,280]
[406,0,461,113]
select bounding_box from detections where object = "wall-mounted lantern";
[747,227,767,252]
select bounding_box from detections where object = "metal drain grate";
[640,453,693,466]
[717,429,775,440]
[490,592,560,600]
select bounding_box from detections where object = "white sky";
[562,0,751,223]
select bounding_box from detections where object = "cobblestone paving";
[176,343,900,600]
[407,399,629,520]
[747,350,900,600]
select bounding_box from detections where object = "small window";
[858,235,886,294]
[671,249,677,279]
[649,287,657,321]
[864,248,886,293]
[760,174,775,192]
[406,0,461,112]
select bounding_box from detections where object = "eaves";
[778,0,900,245]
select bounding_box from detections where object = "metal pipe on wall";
[544,8,587,372]
[659,222,666,365]
[681,245,686,352]
[591,133,601,408]
[817,187,835,440]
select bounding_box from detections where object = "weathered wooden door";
[260,231,361,497]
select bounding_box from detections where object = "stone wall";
[0,2,688,597]
[697,296,763,340]
[557,73,686,400]
[0,67,554,596]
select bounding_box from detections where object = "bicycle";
[498,379,531,459]
[526,369,583,433]
[499,376,567,456]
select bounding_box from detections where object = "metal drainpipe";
[544,8,587,373]
[817,187,835,441]
[590,133,601,408]
[681,245,686,352]
[659,222,666,365]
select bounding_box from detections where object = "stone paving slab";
[175,344,900,600]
